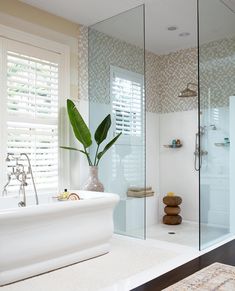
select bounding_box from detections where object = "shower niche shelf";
[163,144,183,149]
[214,142,230,147]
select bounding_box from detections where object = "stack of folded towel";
[127,186,154,198]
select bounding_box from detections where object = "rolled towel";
[128,186,152,192]
[127,190,154,198]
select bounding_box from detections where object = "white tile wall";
[201,107,230,228]
[146,112,160,226]
[146,110,199,224]
[159,110,199,222]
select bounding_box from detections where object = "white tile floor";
[2,223,232,291]
[1,236,198,291]
[147,221,199,248]
[147,221,230,248]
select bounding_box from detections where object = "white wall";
[146,112,160,226]
[145,109,199,225]
[201,106,230,228]
[159,110,199,222]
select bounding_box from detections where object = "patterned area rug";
[164,263,235,290]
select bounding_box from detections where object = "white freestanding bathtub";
[0,191,119,286]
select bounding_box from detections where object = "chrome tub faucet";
[2,153,39,207]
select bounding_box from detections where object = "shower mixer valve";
[194,148,208,156]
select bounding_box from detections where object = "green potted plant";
[61,99,122,192]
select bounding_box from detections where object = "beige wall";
[0,0,80,102]
[0,0,79,37]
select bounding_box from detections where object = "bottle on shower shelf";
[224,137,230,145]
[172,139,177,148]
[171,139,182,148]
[176,139,181,146]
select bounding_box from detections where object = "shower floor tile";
[147,221,230,248]
[147,222,199,247]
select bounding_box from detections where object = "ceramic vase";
[82,166,104,192]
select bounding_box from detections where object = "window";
[110,66,145,185]
[110,66,144,144]
[0,30,69,196]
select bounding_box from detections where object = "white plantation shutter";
[7,51,59,119]
[1,39,61,196]
[7,123,58,194]
[212,108,219,123]
[110,66,145,185]
[111,66,144,142]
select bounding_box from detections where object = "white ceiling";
[20,0,235,54]
[20,0,143,26]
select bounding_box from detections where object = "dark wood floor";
[132,239,235,291]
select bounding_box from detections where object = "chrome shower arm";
[187,82,197,88]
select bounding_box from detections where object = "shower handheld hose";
[194,127,208,171]
[194,132,201,171]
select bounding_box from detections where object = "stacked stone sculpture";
[163,196,182,225]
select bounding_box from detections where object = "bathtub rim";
[0,191,120,220]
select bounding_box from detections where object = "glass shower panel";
[88,6,146,238]
[198,0,235,249]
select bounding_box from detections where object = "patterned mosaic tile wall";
[200,37,235,109]
[159,48,198,113]
[78,25,88,101]
[145,51,162,113]
[78,25,235,113]
[88,28,144,105]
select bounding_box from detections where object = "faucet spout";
[2,173,11,197]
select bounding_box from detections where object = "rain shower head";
[178,83,197,98]
[220,0,235,13]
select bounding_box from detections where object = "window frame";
[0,24,70,195]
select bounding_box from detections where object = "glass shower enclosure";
[87,0,235,249]
[198,0,235,249]
[88,5,146,239]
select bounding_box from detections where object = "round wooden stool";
[163,196,182,225]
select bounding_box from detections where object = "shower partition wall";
[87,0,234,249]
[198,0,235,249]
[88,6,146,239]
